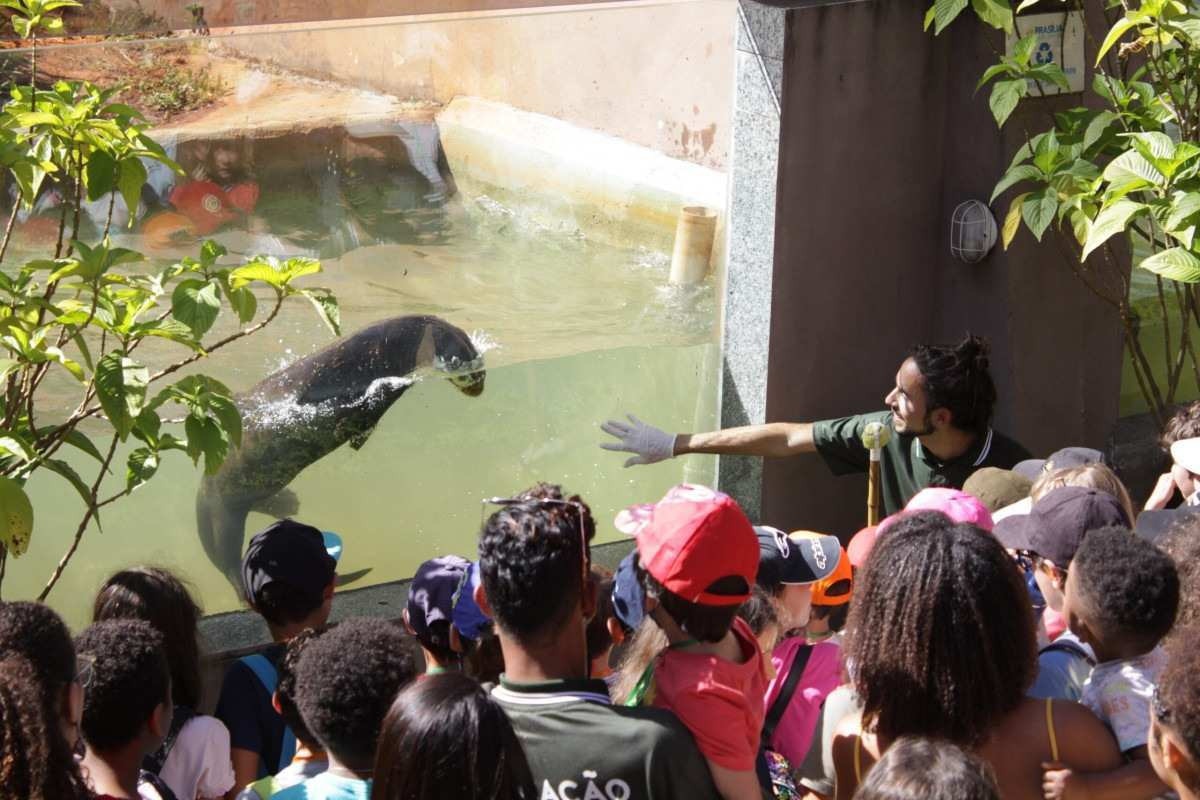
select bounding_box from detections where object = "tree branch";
[37,432,119,601]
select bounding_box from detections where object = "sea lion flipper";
[251,487,301,518]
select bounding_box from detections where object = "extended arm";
[600,414,815,467]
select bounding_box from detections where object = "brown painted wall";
[759,1,1124,536]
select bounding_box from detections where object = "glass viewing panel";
[0,0,735,625]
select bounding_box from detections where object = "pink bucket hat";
[902,487,995,532]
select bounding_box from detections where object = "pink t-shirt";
[762,638,843,765]
[652,617,768,771]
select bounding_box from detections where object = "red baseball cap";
[614,484,758,606]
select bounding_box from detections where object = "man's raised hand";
[599,414,677,467]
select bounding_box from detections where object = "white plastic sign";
[1006,11,1086,95]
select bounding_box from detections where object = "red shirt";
[652,617,768,771]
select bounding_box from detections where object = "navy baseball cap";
[241,519,339,604]
[994,486,1128,565]
[611,551,645,631]
[407,555,470,651]
[755,526,841,587]
[451,561,491,642]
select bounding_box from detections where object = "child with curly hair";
[1044,527,1180,799]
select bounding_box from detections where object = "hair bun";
[958,334,990,371]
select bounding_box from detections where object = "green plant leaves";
[970,0,1013,32]
[1097,18,1139,65]
[1022,188,1059,241]
[1082,200,1146,260]
[991,164,1042,203]
[171,279,222,338]
[989,79,1027,128]
[1003,192,1031,249]
[926,0,969,34]
[1140,248,1200,283]
[95,352,149,440]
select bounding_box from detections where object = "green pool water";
[2,193,722,627]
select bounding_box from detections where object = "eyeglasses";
[482,496,591,590]
[74,653,95,690]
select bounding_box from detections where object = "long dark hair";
[373,672,534,800]
[844,513,1036,745]
[93,566,204,709]
[0,601,90,800]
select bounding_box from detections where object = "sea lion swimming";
[196,314,486,592]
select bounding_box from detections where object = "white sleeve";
[160,715,237,800]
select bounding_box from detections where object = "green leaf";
[0,359,19,384]
[1012,34,1038,66]
[303,289,341,336]
[42,458,96,514]
[1003,192,1031,249]
[1097,18,1139,65]
[1015,0,1041,10]
[84,150,116,202]
[126,448,158,491]
[1082,200,1145,260]
[976,63,1010,92]
[171,279,222,338]
[200,240,227,267]
[989,79,1026,128]
[227,287,257,324]
[207,393,242,450]
[1022,188,1058,241]
[116,157,147,228]
[1139,248,1200,283]
[1103,150,1164,189]
[184,414,228,475]
[930,0,969,33]
[59,428,104,462]
[0,432,35,463]
[95,352,149,440]
[970,0,1013,32]
[1083,111,1118,152]
[1166,193,1200,233]
[991,164,1043,203]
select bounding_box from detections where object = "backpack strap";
[138,769,180,800]
[762,643,814,746]
[238,654,297,773]
[142,705,198,775]
[1040,638,1096,666]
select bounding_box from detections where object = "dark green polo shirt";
[812,410,1030,517]
[492,676,719,800]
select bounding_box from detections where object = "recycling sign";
[1005,11,1086,95]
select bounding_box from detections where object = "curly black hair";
[295,617,417,764]
[844,512,1037,746]
[0,602,90,800]
[75,619,170,752]
[585,567,616,667]
[1160,624,1200,784]
[253,581,328,629]
[910,334,997,436]
[277,628,322,746]
[1071,526,1179,654]
[93,566,204,710]
[478,483,596,643]
[854,736,999,800]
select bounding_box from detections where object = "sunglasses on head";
[482,496,591,589]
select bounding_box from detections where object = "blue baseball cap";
[451,561,492,641]
[611,551,644,632]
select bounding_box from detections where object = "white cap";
[1171,437,1200,476]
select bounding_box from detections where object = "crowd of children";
[4,352,1200,800]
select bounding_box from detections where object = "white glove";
[600,414,677,467]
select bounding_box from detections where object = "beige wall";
[116,0,635,30]
[212,1,734,169]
